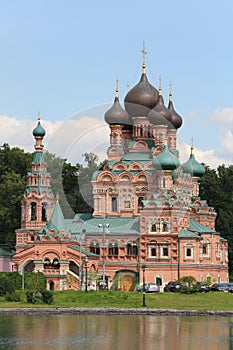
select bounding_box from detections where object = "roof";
[189,219,217,234]
[178,228,200,238]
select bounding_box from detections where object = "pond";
[0,314,232,349]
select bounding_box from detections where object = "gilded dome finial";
[141,41,147,74]
[126,81,130,92]
[159,76,162,95]
[191,137,194,154]
[169,81,173,101]
[38,112,41,121]
[115,76,119,98]
[56,192,59,203]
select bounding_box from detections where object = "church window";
[90,242,100,255]
[30,202,37,221]
[42,202,48,222]
[162,222,169,232]
[151,247,157,256]
[187,248,192,257]
[163,178,166,188]
[151,224,156,232]
[138,196,144,210]
[111,197,117,212]
[203,245,207,254]
[108,242,118,256]
[127,243,138,256]
[112,133,117,144]
[162,247,168,257]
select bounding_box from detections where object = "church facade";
[13,55,229,291]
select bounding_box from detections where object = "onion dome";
[168,84,183,129]
[148,86,172,126]
[105,85,129,126]
[33,113,46,138]
[182,147,205,177]
[152,144,180,170]
[124,63,159,118]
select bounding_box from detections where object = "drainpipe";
[178,236,180,280]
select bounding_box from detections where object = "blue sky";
[0,0,233,167]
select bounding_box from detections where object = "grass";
[1,290,233,310]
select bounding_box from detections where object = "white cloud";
[0,107,232,169]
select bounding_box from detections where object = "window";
[30,202,37,221]
[203,245,207,254]
[162,222,169,232]
[111,197,117,212]
[138,196,144,210]
[90,242,100,255]
[151,224,156,232]
[42,202,47,221]
[127,243,138,256]
[187,248,192,257]
[162,247,168,257]
[151,247,157,256]
[108,242,118,256]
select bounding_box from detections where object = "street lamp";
[142,264,146,307]
[98,222,110,290]
[79,229,86,290]
[85,256,88,293]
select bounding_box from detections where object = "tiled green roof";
[46,201,68,233]
[68,245,99,257]
[178,228,200,238]
[122,152,152,161]
[70,216,140,235]
[189,219,217,234]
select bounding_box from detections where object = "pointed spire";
[56,192,60,203]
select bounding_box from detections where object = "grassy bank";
[1,290,233,310]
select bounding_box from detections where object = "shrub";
[26,291,43,304]
[42,290,53,304]
[5,291,21,302]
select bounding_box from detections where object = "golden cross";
[170,81,172,94]
[126,82,130,91]
[38,112,40,121]
[159,75,162,89]
[116,76,119,91]
[141,41,147,64]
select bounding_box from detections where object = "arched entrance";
[113,270,138,291]
[49,281,54,290]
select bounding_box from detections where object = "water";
[0,314,233,350]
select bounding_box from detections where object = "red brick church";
[13,51,229,291]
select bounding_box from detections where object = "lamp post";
[142,264,146,307]
[85,256,88,293]
[98,222,110,290]
[22,265,25,290]
[79,229,86,290]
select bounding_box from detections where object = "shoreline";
[0,307,233,317]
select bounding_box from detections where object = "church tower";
[15,115,55,252]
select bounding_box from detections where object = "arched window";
[90,242,100,255]
[113,133,117,144]
[31,202,37,221]
[127,243,138,256]
[151,224,156,232]
[111,197,117,212]
[138,196,144,210]
[42,202,48,222]
[108,242,118,256]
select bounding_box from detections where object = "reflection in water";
[0,314,233,350]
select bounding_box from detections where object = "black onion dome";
[148,90,172,126]
[105,90,129,125]
[124,64,159,118]
[168,93,183,129]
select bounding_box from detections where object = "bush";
[26,290,53,304]
[42,290,53,304]
[5,291,21,302]
[0,273,22,296]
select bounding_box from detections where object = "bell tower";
[15,115,55,252]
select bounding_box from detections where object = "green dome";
[152,145,180,171]
[182,152,205,177]
[33,120,46,138]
